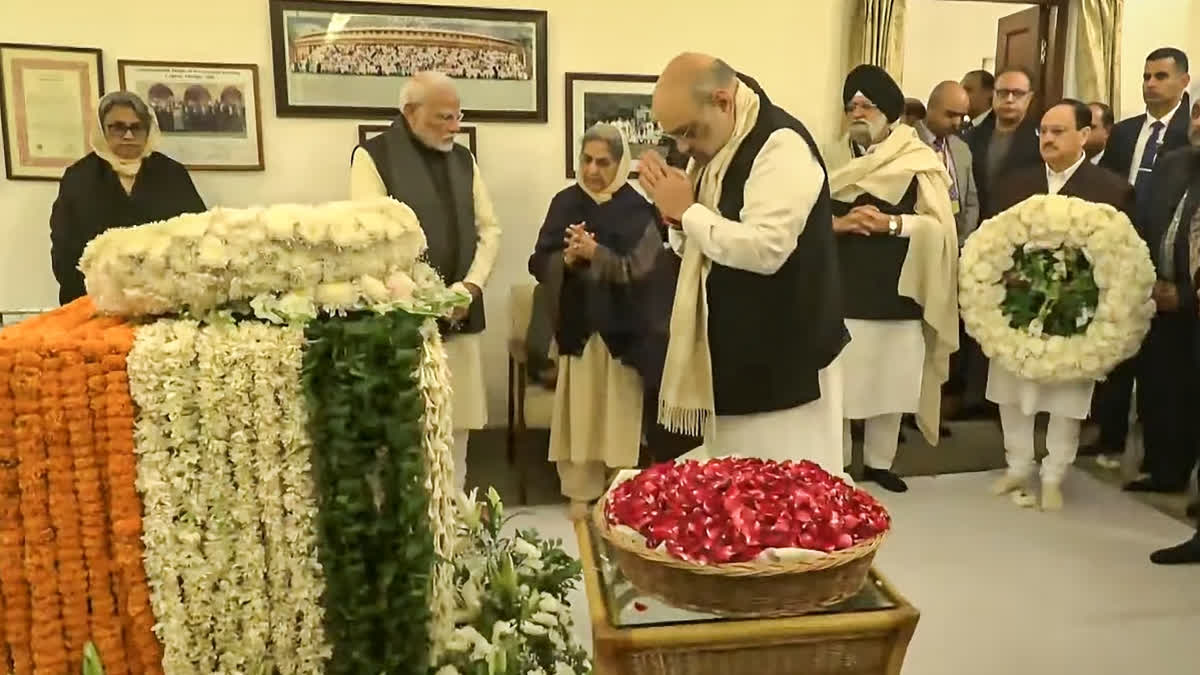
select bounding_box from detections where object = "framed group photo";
[269,0,548,122]
[357,123,477,158]
[564,72,673,180]
[0,42,103,181]
[118,59,265,171]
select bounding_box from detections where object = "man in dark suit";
[960,69,994,141]
[1148,91,1200,564]
[986,99,1135,511]
[1086,48,1192,464]
[1130,84,1200,499]
[972,66,1044,222]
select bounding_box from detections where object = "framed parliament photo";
[357,123,477,159]
[270,0,548,122]
[564,72,674,180]
[118,59,265,171]
[0,42,103,181]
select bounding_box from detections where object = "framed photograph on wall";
[564,72,674,180]
[118,60,265,171]
[269,0,548,122]
[0,42,103,181]
[357,122,477,158]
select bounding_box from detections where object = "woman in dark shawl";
[50,91,206,304]
[528,123,665,516]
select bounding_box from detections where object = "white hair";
[399,72,457,108]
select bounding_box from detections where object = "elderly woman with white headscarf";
[50,90,205,304]
[528,123,669,517]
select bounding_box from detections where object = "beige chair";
[506,283,556,504]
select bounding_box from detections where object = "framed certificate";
[0,43,103,181]
[118,60,265,171]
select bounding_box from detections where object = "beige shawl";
[825,124,960,445]
[657,79,761,437]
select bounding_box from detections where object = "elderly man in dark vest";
[823,65,960,493]
[636,52,848,474]
[350,71,502,490]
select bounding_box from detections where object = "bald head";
[652,52,738,163]
[399,71,462,152]
[925,80,971,138]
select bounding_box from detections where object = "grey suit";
[917,122,980,245]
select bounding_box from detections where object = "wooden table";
[577,518,920,675]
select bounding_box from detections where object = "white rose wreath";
[959,194,1156,383]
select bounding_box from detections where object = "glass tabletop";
[587,518,896,628]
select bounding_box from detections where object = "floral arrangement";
[1,196,587,675]
[0,299,160,675]
[960,195,1155,382]
[78,197,468,322]
[604,458,891,565]
[433,488,591,675]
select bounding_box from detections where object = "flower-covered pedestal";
[0,198,591,675]
[595,457,891,618]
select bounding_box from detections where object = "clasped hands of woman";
[563,223,597,265]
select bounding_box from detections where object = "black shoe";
[1124,478,1187,494]
[864,467,908,493]
[1187,501,1199,519]
[1150,536,1200,565]
[1077,442,1115,458]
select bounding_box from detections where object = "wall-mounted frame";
[564,72,673,180]
[0,42,103,181]
[357,122,477,159]
[269,0,548,122]
[118,59,265,171]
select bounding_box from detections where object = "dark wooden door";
[995,6,1049,117]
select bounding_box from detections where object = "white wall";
[901,0,1036,103]
[0,0,856,423]
[1117,0,1197,120]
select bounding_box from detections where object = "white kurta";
[985,364,1094,419]
[668,128,845,475]
[841,318,924,419]
[350,146,501,431]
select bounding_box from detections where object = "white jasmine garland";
[128,320,330,674]
[79,197,469,322]
[960,195,1155,383]
[417,318,462,659]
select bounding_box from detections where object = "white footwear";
[991,473,1028,496]
[1041,483,1064,511]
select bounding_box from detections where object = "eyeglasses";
[995,89,1030,101]
[106,122,147,138]
[662,122,698,143]
[434,111,465,124]
[844,101,879,114]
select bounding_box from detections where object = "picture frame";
[0,42,103,181]
[357,123,477,159]
[269,0,548,122]
[118,59,265,171]
[564,72,674,180]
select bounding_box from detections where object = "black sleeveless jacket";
[705,76,848,416]
[832,175,924,320]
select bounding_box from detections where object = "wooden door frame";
[942,0,1070,109]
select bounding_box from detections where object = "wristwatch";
[888,215,900,236]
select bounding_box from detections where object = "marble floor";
[501,470,1199,675]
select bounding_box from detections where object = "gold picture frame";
[0,42,103,181]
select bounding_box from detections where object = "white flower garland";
[960,194,1156,382]
[79,198,468,322]
[417,319,461,660]
[128,320,329,674]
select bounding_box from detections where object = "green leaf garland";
[303,311,435,675]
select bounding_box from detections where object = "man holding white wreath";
[984,100,1135,510]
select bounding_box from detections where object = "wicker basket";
[593,494,886,618]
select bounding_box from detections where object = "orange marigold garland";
[0,340,32,675]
